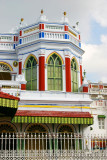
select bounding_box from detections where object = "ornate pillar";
[64,51,71,92]
[18,60,22,75]
[39,50,45,91]
[79,58,83,86]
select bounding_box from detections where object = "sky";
[0,0,107,83]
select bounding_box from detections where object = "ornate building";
[0,10,106,159]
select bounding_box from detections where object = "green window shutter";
[71,59,78,92]
[47,54,62,91]
[25,56,37,91]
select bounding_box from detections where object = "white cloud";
[82,34,107,83]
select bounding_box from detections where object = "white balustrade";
[0,43,13,50]
[22,33,39,44]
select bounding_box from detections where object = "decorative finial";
[41,9,43,14]
[21,18,24,22]
[20,18,24,25]
[64,12,66,16]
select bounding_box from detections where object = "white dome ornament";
[61,12,69,24]
[37,9,48,22]
[20,18,27,28]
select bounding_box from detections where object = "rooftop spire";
[61,11,69,24]
[38,9,48,22]
[41,9,43,14]
[64,12,67,16]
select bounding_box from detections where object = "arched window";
[0,63,11,80]
[25,56,37,90]
[58,125,75,150]
[26,124,48,150]
[0,123,16,150]
[47,54,62,91]
[71,58,78,92]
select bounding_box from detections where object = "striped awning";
[0,91,19,109]
[0,91,20,117]
[12,110,93,124]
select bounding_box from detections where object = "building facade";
[0,11,106,159]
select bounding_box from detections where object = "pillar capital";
[38,49,45,57]
[64,50,70,57]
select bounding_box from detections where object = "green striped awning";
[0,98,19,109]
[12,116,93,125]
[98,115,106,118]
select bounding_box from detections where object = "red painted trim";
[83,86,88,92]
[42,24,44,29]
[80,65,82,85]
[89,84,91,88]
[79,35,80,40]
[16,37,18,41]
[20,30,22,36]
[19,61,22,75]
[65,57,71,92]
[39,24,44,30]
[64,25,68,31]
[39,56,45,91]
[99,85,103,89]
[15,110,92,118]
[14,36,16,42]
[39,24,41,30]
[21,84,26,90]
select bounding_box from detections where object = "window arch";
[47,54,62,91]
[0,63,12,80]
[71,58,78,92]
[25,56,37,90]
[0,123,16,150]
[58,125,75,150]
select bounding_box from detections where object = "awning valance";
[12,116,93,124]
[12,110,93,124]
[98,115,106,118]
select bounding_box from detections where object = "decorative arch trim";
[24,123,50,133]
[56,124,77,133]
[23,54,38,68]
[0,121,18,132]
[46,52,64,64]
[71,57,79,71]
[0,61,13,71]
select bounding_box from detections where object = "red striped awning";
[0,91,20,100]
[15,110,92,118]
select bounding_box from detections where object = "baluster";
[5,133,7,158]
[27,133,29,157]
[35,133,36,157]
[67,133,69,155]
[13,133,14,157]
[60,133,62,157]
[46,133,47,155]
[9,133,10,158]
[39,133,40,155]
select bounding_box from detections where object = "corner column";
[65,51,71,92]
[18,60,22,75]
[39,50,45,91]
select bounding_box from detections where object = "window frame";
[47,54,63,91]
[25,56,37,91]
